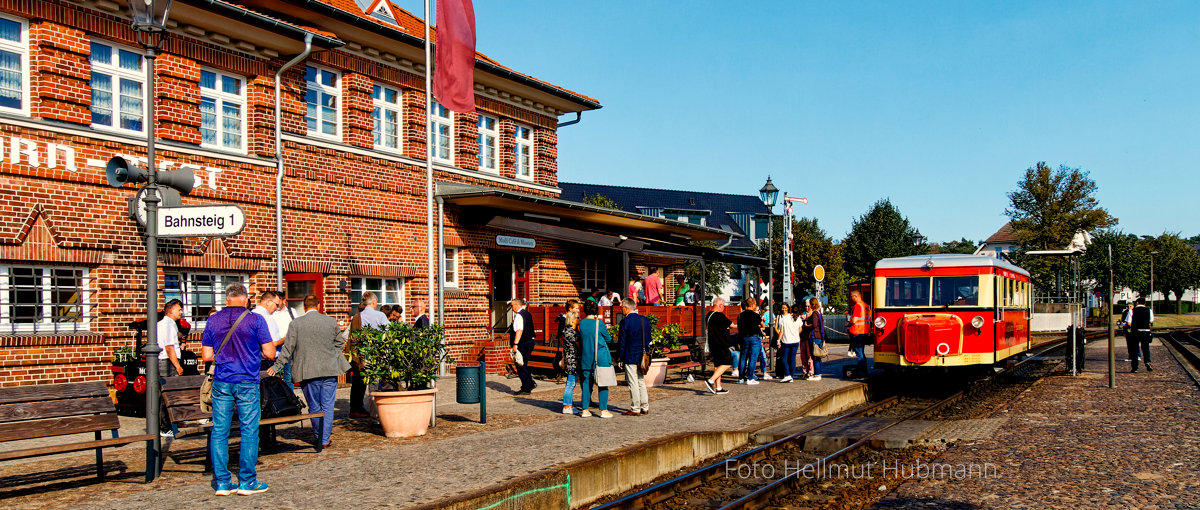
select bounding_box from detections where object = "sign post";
[814,265,825,302]
[157,204,246,238]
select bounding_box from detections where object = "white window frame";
[372,83,403,153]
[199,67,247,152]
[304,65,340,140]
[476,114,498,173]
[583,259,606,291]
[89,40,146,135]
[0,265,92,334]
[349,277,405,319]
[443,247,459,287]
[513,123,533,180]
[0,13,29,116]
[429,100,454,164]
[163,272,248,328]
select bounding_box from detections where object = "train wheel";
[133,375,147,394]
[113,374,128,392]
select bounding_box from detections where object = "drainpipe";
[436,194,446,375]
[556,112,582,128]
[275,34,314,290]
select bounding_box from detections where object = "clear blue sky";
[410,1,1200,243]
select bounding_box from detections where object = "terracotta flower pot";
[644,359,669,387]
[371,388,438,438]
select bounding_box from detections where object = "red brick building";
[0,0,750,385]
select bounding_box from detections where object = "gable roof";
[558,182,769,251]
[983,222,1018,244]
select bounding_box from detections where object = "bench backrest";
[0,382,120,443]
[160,375,209,424]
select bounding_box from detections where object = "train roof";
[874,254,1031,277]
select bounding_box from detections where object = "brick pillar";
[342,72,373,149]
[28,21,91,125]
[154,53,201,145]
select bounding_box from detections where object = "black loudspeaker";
[105,156,195,194]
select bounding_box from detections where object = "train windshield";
[884,277,930,307]
[932,276,979,306]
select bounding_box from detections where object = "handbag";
[593,320,618,387]
[637,318,651,373]
[810,313,828,358]
[200,310,250,413]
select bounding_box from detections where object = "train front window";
[932,276,979,306]
[885,277,930,307]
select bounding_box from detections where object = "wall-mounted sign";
[157,204,246,238]
[496,235,536,249]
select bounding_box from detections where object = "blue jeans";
[562,374,577,407]
[851,334,871,376]
[742,336,763,380]
[301,376,337,446]
[730,349,741,373]
[812,338,824,376]
[580,370,609,411]
[210,380,261,487]
[779,343,798,378]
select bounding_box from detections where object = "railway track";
[1161,328,1200,384]
[596,338,1073,510]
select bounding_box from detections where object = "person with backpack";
[269,295,349,449]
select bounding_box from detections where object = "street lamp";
[128,0,173,482]
[759,177,779,307]
[911,229,926,249]
[1150,250,1158,313]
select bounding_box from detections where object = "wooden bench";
[663,345,704,382]
[160,375,325,470]
[0,381,156,482]
[527,344,563,379]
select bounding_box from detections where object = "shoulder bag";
[593,320,618,387]
[200,310,250,413]
[810,313,828,358]
[637,318,651,373]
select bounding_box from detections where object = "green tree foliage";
[751,216,848,311]
[581,192,622,211]
[1080,229,1148,302]
[929,238,979,254]
[1005,162,1116,250]
[1148,233,1200,313]
[842,199,923,280]
[684,240,732,300]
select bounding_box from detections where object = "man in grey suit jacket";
[269,295,350,448]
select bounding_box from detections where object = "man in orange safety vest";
[847,290,871,379]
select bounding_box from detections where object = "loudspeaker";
[105,156,149,187]
[105,156,195,194]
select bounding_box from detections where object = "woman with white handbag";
[578,300,616,418]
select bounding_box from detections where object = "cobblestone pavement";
[1,350,866,509]
[874,339,1200,509]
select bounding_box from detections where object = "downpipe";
[275,34,313,290]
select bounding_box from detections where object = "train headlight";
[971,316,985,329]
[874,316,887,329]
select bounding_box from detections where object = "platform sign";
[814,265,825,282]
[157,204,246,238]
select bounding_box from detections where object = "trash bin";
[456,365,481,404]
[1064,325,1086,373]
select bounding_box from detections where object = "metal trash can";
[456,365,481,404]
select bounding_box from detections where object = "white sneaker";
[562,406,575,414]
[737,379,747,384]
[600,410,614,418]
[160,430,174,438]
[580,410,592,418]
[847,349,855,357]
[780,376,793,383]
[762,374,774,381]
[731,369,739,378]
[746,379,760,385]
[810,374,822,381]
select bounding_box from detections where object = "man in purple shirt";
[201,282,276,496]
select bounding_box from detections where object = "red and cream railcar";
[872,254,1043,368]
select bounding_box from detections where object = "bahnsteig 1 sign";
[157,204,246,238]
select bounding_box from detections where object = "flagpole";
[424,0,435,325]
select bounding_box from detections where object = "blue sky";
[408,1,1200,243]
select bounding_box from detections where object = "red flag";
[433,0,476,112]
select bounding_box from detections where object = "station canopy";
[437,183,766,266]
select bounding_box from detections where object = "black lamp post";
[129,0,173,482]
[911,229,926,249]
[759,177,779,308]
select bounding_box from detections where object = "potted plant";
[351,322,450,438]
[644,320,681,387]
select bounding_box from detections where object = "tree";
[581,192,621,211]
[929,238,978,254]
[1148,233,1200,313]
[843,199,923,280]
[684,241,732,301]
[751,216,847,311]
[1005,162,1116,250]
[1079,229,1148,302]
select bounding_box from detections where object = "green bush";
[351,322,449,390]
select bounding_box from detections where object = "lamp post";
[759,177,779,308]
[1150,251,1158,313]
[911,229,926,250]
[129,0,173,482]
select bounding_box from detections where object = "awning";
[438,183,765,266]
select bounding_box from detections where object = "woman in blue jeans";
[578,301,614,418]
[560,306,582,414]
[737,297,766,384]
[803,297,825,380]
